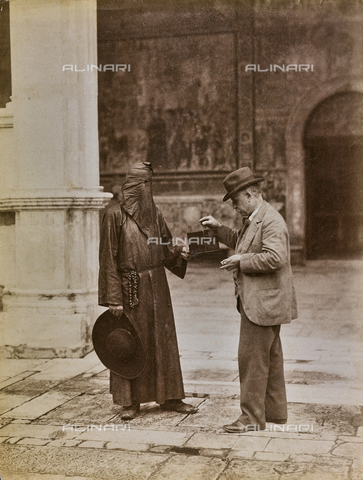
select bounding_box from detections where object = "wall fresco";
[98,34,237,174]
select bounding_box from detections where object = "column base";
[0,293,105,359]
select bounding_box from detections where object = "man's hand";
[199,216,222,229]
[220,254,242,271]
[181,245,191,261]
[109,305,124,317]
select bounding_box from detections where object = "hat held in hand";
[92,310,146,379]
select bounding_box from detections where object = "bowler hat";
[223,167,264,202]
[92,310,146,379]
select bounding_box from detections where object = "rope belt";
[121,265,164,308]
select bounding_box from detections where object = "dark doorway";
[304,92,363,259]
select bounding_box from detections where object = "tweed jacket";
[217,200,298,326]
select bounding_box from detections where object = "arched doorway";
[304,92,363,259]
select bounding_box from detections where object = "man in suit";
[200,166,297,433]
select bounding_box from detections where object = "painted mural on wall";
[98,33,237,174]
[255,123,286,169]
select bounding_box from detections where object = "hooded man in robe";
[98,162,197,420]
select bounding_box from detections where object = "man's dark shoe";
[223,419,264,433]
[121,404,140,420]
[160,399,198,414]
[223,419,248,433]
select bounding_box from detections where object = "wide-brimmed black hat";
[92,310,146,379]
[223,167,264,202]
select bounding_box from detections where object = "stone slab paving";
[2,391,77,419]
[1,475,98,480]
[34,392,117,425]
[254,452,290,461]
[184,380,240,396]
[30,356,100,382]
[50,374,109,395]
[264,438,335,455]
[352,459,363,480]
[286,383,363,406]
[105,441,150,452]
[83,363,107,374]
[0,386,361,478]
[284,360,360,382]
[0,371,37,390]
[0,423,81,440]
[123,397,205,429]
[178,333,239,357]
[180,395,241,431]
[332,441,363,458]
[77,428,192,446]
[185,380,363,405]
[2,378,61,398]
[0,407,361,479]
[150,455,226,480]
[278,402,359,436]
[180,358,239,382]
[16,437,51,446]
[0,359,51,377]
[227,449,256,459]
[338,435,363,443]
[0,260,362,478]
[185,432,240,449]
[77,440,106,449]
[0,445,167,479]
[49,439,83,448]
[218,458,351,480]
[0,394,34,415]
[232,435,275,451]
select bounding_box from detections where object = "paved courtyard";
[0,259,362,479]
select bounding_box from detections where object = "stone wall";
[97,0,363,262]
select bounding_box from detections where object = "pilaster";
[0,0,111,358]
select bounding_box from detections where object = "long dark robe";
[98,204,187,405]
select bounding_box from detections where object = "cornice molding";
[0,190,112,211]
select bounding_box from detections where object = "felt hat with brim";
[92,310,146,379]
[223,167,264,202]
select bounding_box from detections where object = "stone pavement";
[0,260,362,480]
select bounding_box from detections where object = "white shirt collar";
[248,202,263,222]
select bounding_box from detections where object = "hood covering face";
[121,162,158,238]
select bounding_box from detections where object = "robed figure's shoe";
[120,404,140,420]
[160,399,198,414]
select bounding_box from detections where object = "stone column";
[0,0,111,358]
